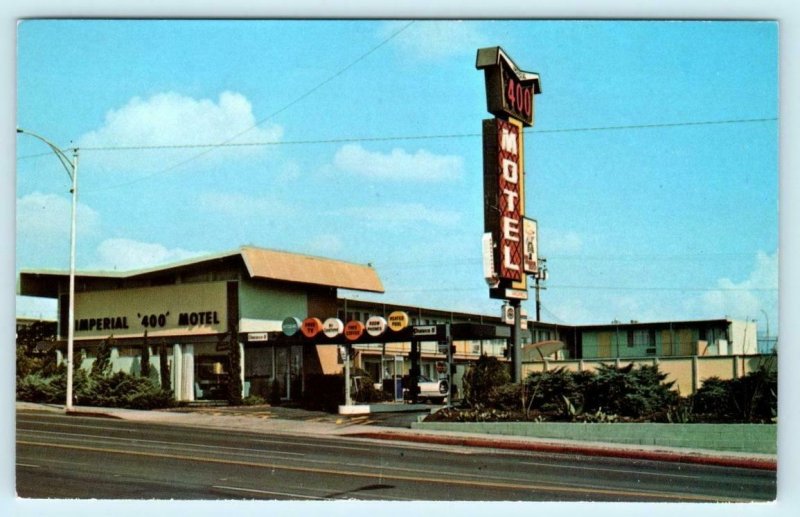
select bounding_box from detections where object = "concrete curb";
[348,431,778,472]
[19,402,777,472]
[65,409,124,419]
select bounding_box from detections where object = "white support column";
[172,344,182,401]
[181,344,195,402]
[110,347,120,373]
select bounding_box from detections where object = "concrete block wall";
[412,421,776,454]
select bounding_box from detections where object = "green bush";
[241,395,267,406]
[691,365,777,423]
[352,369,390,404]
[17,372,62,403]
[523,368,593,418]
[583,363,677,419]
[17,366,173,410]
[462,355,511,408]
[487,383,522,411]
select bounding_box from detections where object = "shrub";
[462,355,511,408]
[241,395,267,406]
[352,370,389,403]
[523,368,593,418]
[158,341,171,391]
[91,337,113,379]
[583,363,677,420]
[17,367,173,410]
[140,336,151,379]
[691,377,731,421]
[17,372,62,403]
[691,365,777,423]
[226,332,243,406]
[487,383,522,411]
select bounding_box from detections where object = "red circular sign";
[300,317,323,338]
[344,320,365,341]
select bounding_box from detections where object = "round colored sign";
[282,316,302,336]
[344,320,365,341]
[387,311,410,332]
[300,317,323,338]
[365,316,388,337]
[322,317,344,338]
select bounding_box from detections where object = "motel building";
[18,245,766,403]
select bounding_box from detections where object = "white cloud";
[93,238,206,271]
[305,234,344,255]
[691,251,779,327]
[197,192,294,218]
[383,21,486,61]
[541,229,583,254]
[78,91,283,173]
[333,144,463,182]
[340,202,461,227]
[17,192,101,268]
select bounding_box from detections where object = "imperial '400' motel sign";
[477,46,541,300]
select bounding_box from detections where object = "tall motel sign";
[477,47,542,382]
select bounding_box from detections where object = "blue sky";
[15,19,779,334]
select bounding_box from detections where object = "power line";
[76,132,477,152]
[534,117,777,134]
[375,251,762,269]
[54,116,775,154]
[545,284,777,292]
[79,21,416,192]
[387,284,776,293]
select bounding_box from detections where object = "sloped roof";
[19,246,384,297]
[240,246,383,293]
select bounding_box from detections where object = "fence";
[522,353,777,395]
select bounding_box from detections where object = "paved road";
[16,410,775,502]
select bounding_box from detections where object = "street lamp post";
[17,128,79,411]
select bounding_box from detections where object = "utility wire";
[49,116,774,154]
[387,284,776,293]
[77,21,416,192]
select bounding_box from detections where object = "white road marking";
[212,484,325,500]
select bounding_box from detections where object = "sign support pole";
[343,345,351,406]
[511,298,523,383]
[445,323,453,406]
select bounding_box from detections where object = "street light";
[17,128,79,411]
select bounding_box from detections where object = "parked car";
[403,374,449,403]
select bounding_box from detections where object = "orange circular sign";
[300,317,323,338]
[344,320,365,341]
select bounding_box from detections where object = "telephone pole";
[533,258,548,321]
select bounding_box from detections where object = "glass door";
[275,346,289,400]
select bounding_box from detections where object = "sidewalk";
[16,402,777,472]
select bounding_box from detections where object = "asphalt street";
[16,410,776,502]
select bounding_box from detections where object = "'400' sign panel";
[476,46,541,127]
